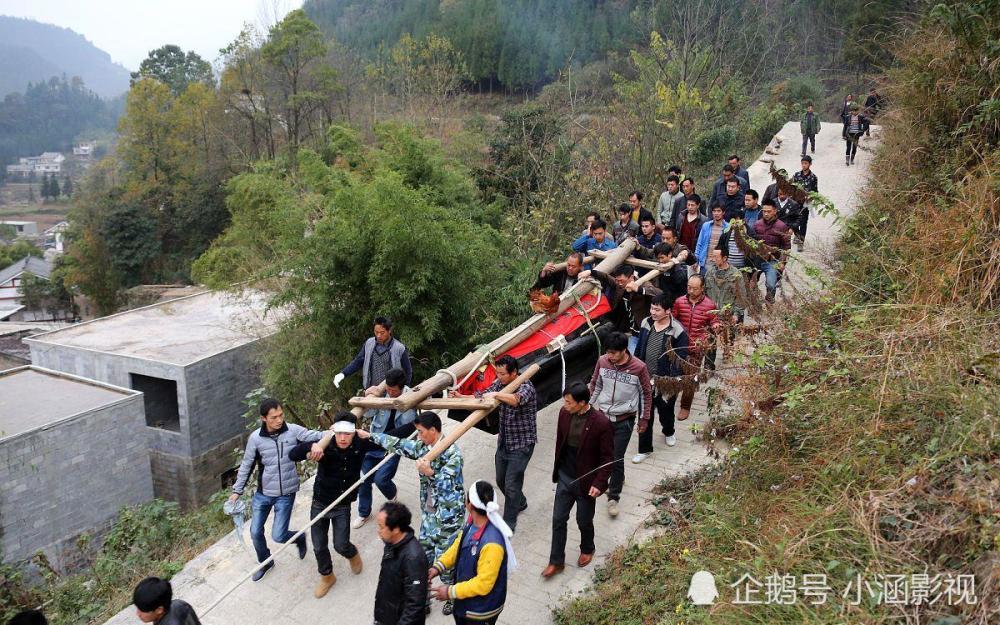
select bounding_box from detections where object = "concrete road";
[103,120,875,625]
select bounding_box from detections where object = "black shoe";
[442,600,454,616]
[518,501,528,513]
[295,534,307,559]
[252,561,274,582]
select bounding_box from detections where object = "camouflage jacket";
[371,433,465,524]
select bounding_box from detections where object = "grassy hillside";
[554,2,1000,624]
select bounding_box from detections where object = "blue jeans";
[759,261,782,298]
[357,450,401,518]
[250,491,299,563]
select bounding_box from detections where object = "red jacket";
[672,294,719,348]
[552,406,614,495]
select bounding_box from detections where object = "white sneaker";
[351,515,370,529]
[665,435,677,447]
[607,499,619,518]
[631,453,650,464]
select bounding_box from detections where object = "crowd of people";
[10,97,874,625]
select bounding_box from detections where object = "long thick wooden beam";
[349,396,496,411]
[390,240,637,411]
[589,249,663,270]
[422,363,540,462]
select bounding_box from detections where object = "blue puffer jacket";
[232,422,324,497]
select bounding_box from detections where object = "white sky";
[0,0,304,70]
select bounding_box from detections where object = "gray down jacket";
[232,422,324,497]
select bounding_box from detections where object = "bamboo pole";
[391,240,637,411]
[589,249,664,270]
[422,363,540,462]
[349,396,496,411]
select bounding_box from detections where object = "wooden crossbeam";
[348,396,496,411]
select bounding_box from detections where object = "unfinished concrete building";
[26,290,279,507]
[0,366,152,569]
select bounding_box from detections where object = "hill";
[303,0,639,90]
[0,16,131,98]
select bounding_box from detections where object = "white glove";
[333,372,345,388]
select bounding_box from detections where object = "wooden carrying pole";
[391,240,637,411]
[349,396,496,411]
[422,363,540,462]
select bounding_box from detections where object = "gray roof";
[0,367,137,440]
[0,256,52,285]
[26,289,281,366]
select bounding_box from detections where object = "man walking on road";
[335,316,412,391]
[843,104,871,166]
[291,411,414,597]
[800,103,821,156]
[229,398,326,581]
[792,155,819,251]
[632,294,691,463]
[542,383,614,578]
[374,502,428,625]
[588,331,652,518]
[361,412,465,616]
[453,354,537,532]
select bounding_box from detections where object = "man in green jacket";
[800,103,821,157]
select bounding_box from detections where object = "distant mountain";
[0,16,131,98]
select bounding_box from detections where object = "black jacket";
[842,113,871,138]
[713,192,745,222]
[157,601,201,625]
[289,425,415,507]
[531,267,577,293]
[374,531,428,625]
[776,198,808,234]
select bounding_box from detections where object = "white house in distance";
[5,152,65,180]
[1,221,39,238]
[0,256,72,321]
[73,141,97,157]
[44,221,69,254]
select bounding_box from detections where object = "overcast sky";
[0,0,303,70]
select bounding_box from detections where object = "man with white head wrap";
[428,480,515,624]
[291,411,415,598]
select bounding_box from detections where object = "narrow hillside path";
[103,121,876,625]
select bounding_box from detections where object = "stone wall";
[0,394,153,569]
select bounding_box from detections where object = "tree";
[131,44,215,95]
[40,175,51,201]
[194,123,502,415]
[261,9,337,158]
[50,175,60,200]
[27,183,35,203]
[101,202,161,287]
[62,175,73,197]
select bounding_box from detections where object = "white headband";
[469,480,518,574]
[332,421,356,434]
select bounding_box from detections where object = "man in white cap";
[292,411,415,598]
[428,480,516,625]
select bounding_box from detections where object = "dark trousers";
[845,134,861,158]
[638,395,674,453]
[310,502,357,575]
[549,472,596,566]
[495,444,534,532]
[801,134,815,154]
[607,417,635,502]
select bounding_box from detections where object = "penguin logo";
[687,570,719,605]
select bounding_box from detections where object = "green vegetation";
[0,238,42,270]
[554,2,1000,623]
[0,497,231,625]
